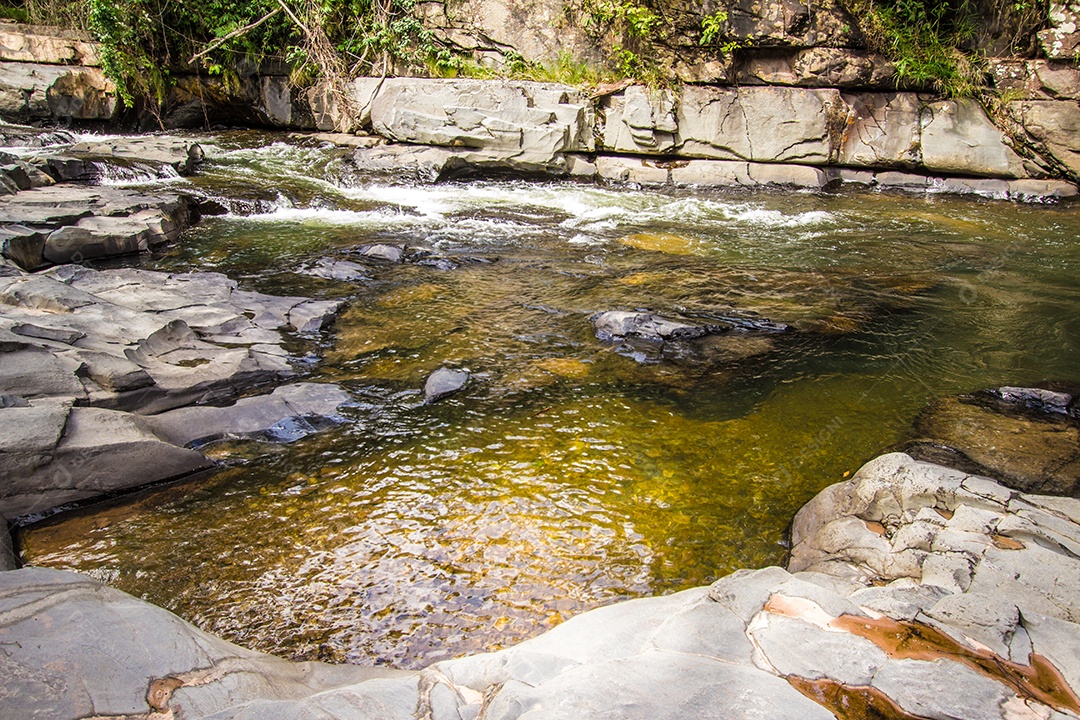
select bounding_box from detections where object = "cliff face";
[0,2,1077,191]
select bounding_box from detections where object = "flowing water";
[18,132,1080,669]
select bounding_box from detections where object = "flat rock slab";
[146,382,351,447]
[0,185,199,270]
[66,136,205,175]
[0,567,404,719]
[0,264,347,519]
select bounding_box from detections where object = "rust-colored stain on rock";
[832,615,1080,715]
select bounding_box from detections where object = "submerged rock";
[592,309,787,365]
[904,385,1080,496]
[424,367,470,402]
[299,256,372,283]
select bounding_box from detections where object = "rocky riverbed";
[1,119,1079,719]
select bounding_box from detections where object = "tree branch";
[188,6,283,64]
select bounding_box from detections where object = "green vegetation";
[0,0,1056,106]
[841,0,1049,97]
[579,0,667,86]
[2,0,458,114]
[698,9,742,63]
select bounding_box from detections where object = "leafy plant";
[578,0,667,85]
[699,9,728,46]
[842,0,1052,96]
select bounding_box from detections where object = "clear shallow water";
[19,132,1080,669]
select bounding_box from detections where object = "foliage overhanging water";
[19,133,1080,669]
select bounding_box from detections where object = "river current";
[18,132,1080,669]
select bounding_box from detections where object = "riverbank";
[5,451,1080,719]
[1,20,1078,199]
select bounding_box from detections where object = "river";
[17,131,1080,669]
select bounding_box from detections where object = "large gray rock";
[66,136,206,175]
[6,453,1080,719]
[0,568,405,719]
[0,62,116,123]
[3,405,215,519]
[369,78,593,159]
[839,92,922,169]
[145,382,351,447]
[920,99,1029,178]
[353,142,571,180]
[0,25,100,66]
[0,265,350,518]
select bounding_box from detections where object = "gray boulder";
[0,567,405,719]
[299,256,371,282]
[920,99,1029,178]
[2,404,214,519]
[424,367,470,403]
[66,136,206,175]
[369,78,593,159]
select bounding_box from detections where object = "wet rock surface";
[0,263,347,520]
[904,385,1080,497]
[6,453,1080,719]
[592,309,787,365]
[424,367,471,403]
[0,126,206,270]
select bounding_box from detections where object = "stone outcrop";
[0,128,207,269]
[0,62,116,123]
[370,78,593,155]
[1039,2,1080,60]
[0,21,1076,193]
[0,23,100,66]
[0,264,346,520]
[602,85,1033,177]
[5,453,1080,719]
[0,184,199,269]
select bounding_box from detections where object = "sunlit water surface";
[19,132,1080,668]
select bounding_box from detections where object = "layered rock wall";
[0,20,1077,194]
